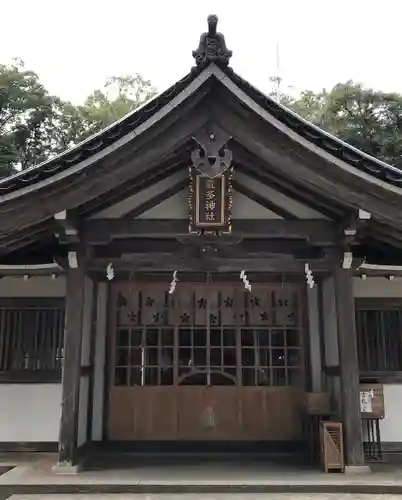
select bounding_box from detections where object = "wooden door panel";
[109,386,304,441]
[108,387,135,440]
[211,388,240,440]
[240,388,269,439]
[177,387,208,440]
[108,281,306,442]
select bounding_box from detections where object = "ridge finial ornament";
[192,14,232,67]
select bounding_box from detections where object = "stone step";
[8,495,402,500]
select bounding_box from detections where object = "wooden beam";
[231,179,298,220]
[54,210,80,244]
[232,150,345,220]
[341,210,372,247]
[89,253,336,273]
[0,88,211,234]
[82,219,338,245]
[76,156,188,219]
[334,266,365,467]
[215,96,402,226]
[122,178,188,219]
[92,239,325,258]
[58,266,86,466]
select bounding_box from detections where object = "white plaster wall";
[0,277,64,442]
[353,277,402,444]
[231,191,281,219]
[0,276,65,297]
[138,189,287,220]
[139,190,188,219]
[379,385,402,443]
[0,384,61,441]
[353,277,402,298]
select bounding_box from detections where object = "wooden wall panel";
[108,386,304,441]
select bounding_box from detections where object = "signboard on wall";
[359,384,385,419]
[189,168,232,233]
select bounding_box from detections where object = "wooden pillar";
[58,266,86,467]
[334,266,364,467]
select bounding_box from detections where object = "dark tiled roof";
[222,66,402,186]
[0,67,203,196]
[1,61,402,197]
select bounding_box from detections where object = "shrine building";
[0,15,402,472]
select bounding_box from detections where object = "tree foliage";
[75,74,157,140]
[0,59,58,176]
[283,81,402,168]
[0,63,157,178]
[2,60,402,180]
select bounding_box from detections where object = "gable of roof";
[0,58,402,200]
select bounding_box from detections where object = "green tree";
[283,81,402,168]
[0,64,157,178]
[0,59,59,176]
[77,74,157,140]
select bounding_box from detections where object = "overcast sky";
[2,0,402,103]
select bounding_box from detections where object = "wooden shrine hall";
[1,14,402,473]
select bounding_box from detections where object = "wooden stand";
[320,421,345,473]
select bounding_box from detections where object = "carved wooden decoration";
[189,167,233,233]
[191,125,232,178]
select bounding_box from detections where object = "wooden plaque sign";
[189,168,232,233]
[359,383,385,419]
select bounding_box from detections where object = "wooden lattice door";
[108,281,306,442]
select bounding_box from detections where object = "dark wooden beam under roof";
[234,161,346,221]
[81,219,338,245]
[0,262,63,277]
[122,178,188,219]
[54,210,80,244]
[231,180,298,220]
[370,221,402,248]
[230,141,347,220]
[89,253,337,274]
[0,224,55,256]
[0,89,212,234]
[0,221,49,248]
[88,270,307,283]
[92,238,326,258]
[213,90,402,225]
[73,150,191,219]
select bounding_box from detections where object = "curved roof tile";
[1,60,402,196]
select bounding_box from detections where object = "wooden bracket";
[342,209,371,243]
[54,210,80,244]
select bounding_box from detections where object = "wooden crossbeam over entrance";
[81,219,338,245]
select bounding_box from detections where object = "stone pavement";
[7,495,402,499]
[2,455,402,497]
